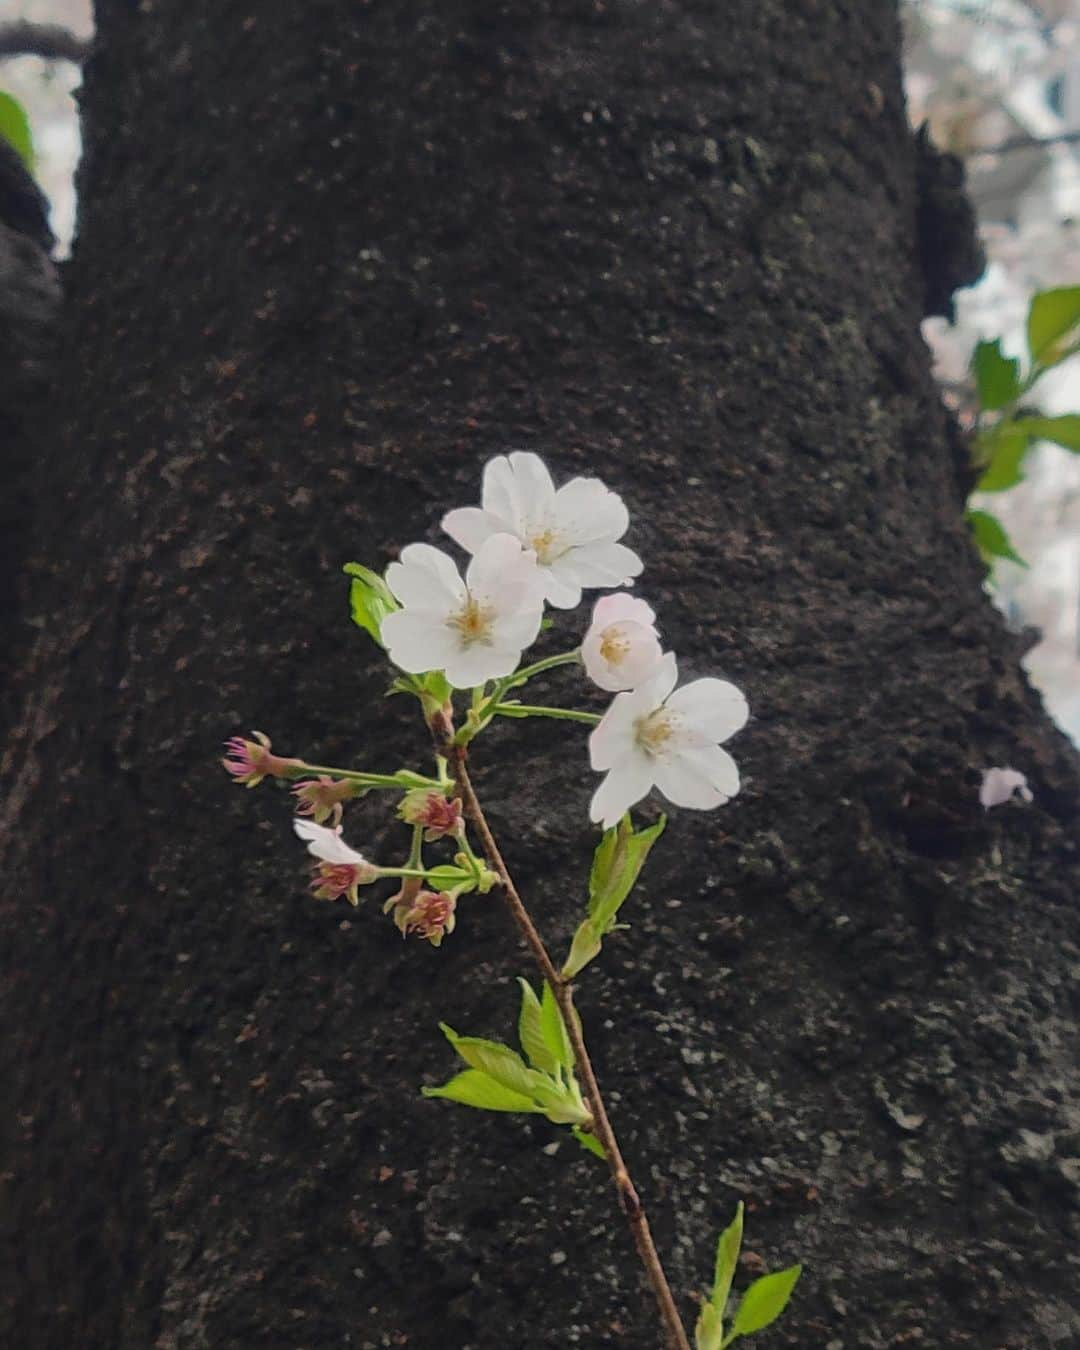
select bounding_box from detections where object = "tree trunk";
[3,2,1077,1347]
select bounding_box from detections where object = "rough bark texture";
[2,2,1078,1347]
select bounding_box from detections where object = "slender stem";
[492,703,601,725]
[506,649,582,685]
[446,744,691,1350]
[289,763,442,789]
[405,824,424,871]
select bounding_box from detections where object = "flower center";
[599,628,631,666]
[527,527,566,566]
[447,594,496,647]
[635,709,679,757]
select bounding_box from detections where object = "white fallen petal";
[294,818,367,865]
[979,767,1033,810]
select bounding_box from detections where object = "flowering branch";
[444,739,692,1350]
[224,450,801,1346]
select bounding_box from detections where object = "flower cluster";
[224,451,749,941]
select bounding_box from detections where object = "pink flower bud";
[222,731,302,787]
[293,776,361,826]
[397,789,464,840]
[384,887,457,947]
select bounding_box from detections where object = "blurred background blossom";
[1,0,1077,737]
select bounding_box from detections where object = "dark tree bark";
[2,2,1077,1347]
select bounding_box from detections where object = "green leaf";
[971,339,1020,411]
[711,1203,744,1319]
[571,1126,606,1160]
[517,979,559,1075]
[539,980,574,1074]
[561,918,603,980]
[527,1078,591,1126]
[696,1302,724,1350]
[438,1024,542,1100]
[588,814,666,932]
[965,509,1026,568]
[974,424,1030,493]
[422,1069,543,1114]
[1015,414,1080,452]
[343,562,398,646]
[423,864,474,894]
[0,93,34,172]
[1027,287,1080,368]
[728,1265,801,1340]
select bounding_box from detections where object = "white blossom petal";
[481,455,523,531]
[589,593,656,630]
[589,691,642,771]
[666,678,749,744]
[441,506,501,554]
[294,818,367,865]
[556,539,643,587]
[443,642,521,689]
[538,558,586,609]
[380,609,462,674]
[386,543,465,610]
[589,753,656,829]
[979,767,1033,810]
[553,476,630,545]
[582,620,663,692]
[506,451,557,520]
[652,744,739,810]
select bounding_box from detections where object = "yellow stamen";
[599,627,631,666]
[635,709,678,756]
[447,595,495,647]
[528,527,565,566]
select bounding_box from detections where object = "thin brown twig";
[0,21,90,64]
[445,739,692,1350]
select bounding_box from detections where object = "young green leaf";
[439,1024,541,1099]
[710,1202,744,1319]
[965,509,1027,568]
[517,979,559,1076]
[1014,414,1080,453]
[343,562,399,646]
[971,338,1020,411]
[527,1078,592,1126]
[0,93,34,172]
[421,1069,543,1114]
[727,1265,802,1340]
[571,1126,606,1160]
[539,980,574,1074]
[1027,286,1080,368]
[588,814,666,933]
[561,918,603,980]
[695,1301,724,1350]
[973,425,1030,493]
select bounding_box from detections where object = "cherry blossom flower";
[380,534,544,688]
[292,776,361,826]
[384,888,458,947]
[581,594,663,692]
[442,451,643,609]
[588,653,748,829]
[979,767,1033,810]
[398,788,464,840]
[294,818,378,906]
[222,731,302,787]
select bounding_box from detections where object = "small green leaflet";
[421,1069,542,1114]
[571,1126,605,1159]
[695,1203,800,1347]
[423,992,593,1137]
[971,338,1020,412]
[1014,414,1080,453]
[727,1265,802,1341]
[423,864,474,894]
[0,93,34,172]
[695,1202,743,1350]
[1027,286,1080,369]
[562,814,666,978]
[965,509,1026,568]
[973,425,1029,493]
[343,562,398,646]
